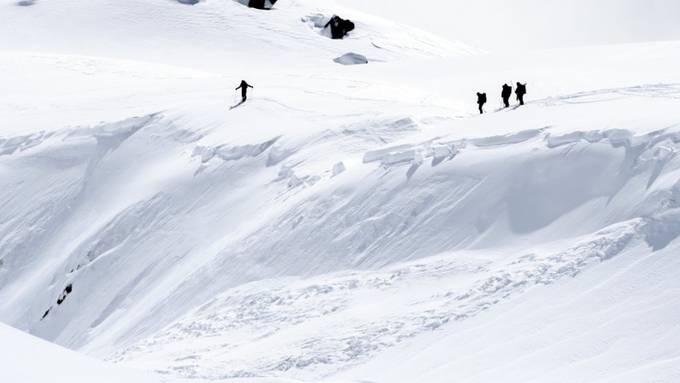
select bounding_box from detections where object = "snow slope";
[1,0,680,382]
[0,321,163,383]
[343,241,680,383]
[0,321,313,383]
[1,0,474,70]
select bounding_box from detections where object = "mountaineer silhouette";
[515,82,527,106]
[502,83,512,108]
[235,80,254,103]
[477,92,487,114]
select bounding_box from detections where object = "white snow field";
[1,0,680,382]
[0,321,164,383]
[0,321,304,383]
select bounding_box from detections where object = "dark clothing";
[515,82,527,106]
[477,92,487,114]
[325,15,355,39]
[502,84,512,108]
[236,80,254,102]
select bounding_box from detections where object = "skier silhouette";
[501,83,512,108]
[235,80,254,103]
[515,82,527,106]
[477,92,487,114]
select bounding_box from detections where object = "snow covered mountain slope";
[342,240,680,383]
[0,321,310,383]
[1,0,680,382]
[1,0,475,71]
[0,321,163,383]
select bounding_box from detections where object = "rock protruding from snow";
[302,14,355,40]
[235,0,278,10]
[334,53,368,65]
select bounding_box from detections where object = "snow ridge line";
[362,125,680,169]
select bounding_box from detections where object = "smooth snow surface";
[1,0,680,382]
[0,322,161,383]
[0,322,310,383]
[334,0,680,51]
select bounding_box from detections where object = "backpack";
[517,83,527,95]
[343,19,355,33]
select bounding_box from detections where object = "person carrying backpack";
[502,83,512,108]
[477,92,487,114]
[515,82,527,106]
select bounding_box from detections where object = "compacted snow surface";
[1,0,680,382]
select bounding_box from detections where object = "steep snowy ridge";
[3,87,680,380]
[111,218,663,380]
[1,1,680,382]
